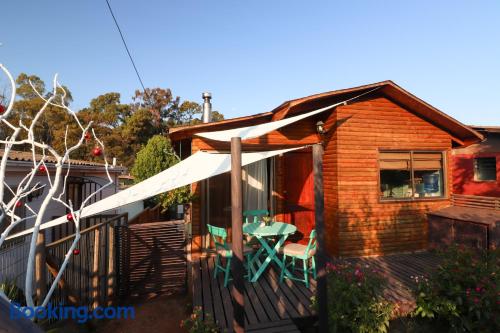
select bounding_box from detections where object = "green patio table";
[243,221,297,282]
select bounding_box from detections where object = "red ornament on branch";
[73,249,80,256]
[0,104,5,114]
[15,201,22,208]
[92,146,102,157]
[38,165,46,173]
[66,213,74,221]
[84,132,91,141]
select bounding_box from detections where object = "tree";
[0,73,75,154]
[116,108,159,167]
[169,100,202,126]
[132,88,176,132]
[188,110,224,126]
[131,135,191,209]
[132,88,206,131]
[2,73,223,168]
[77,92,132,163]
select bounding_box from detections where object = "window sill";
[379,196,448,203]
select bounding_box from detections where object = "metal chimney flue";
[202,92,212,123]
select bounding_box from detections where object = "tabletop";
[243,221,297,237]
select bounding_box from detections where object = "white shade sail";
[196,102,341,142]
[7,146,305,240]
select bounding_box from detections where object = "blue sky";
[1,1,499,125]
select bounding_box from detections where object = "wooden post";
[184,204,193,299]
[106,224,115,306]
[230,137,245,333]
[34,230,46,305]
[200,179,207,251]
[92,228,101,309]
[312,143,328,333]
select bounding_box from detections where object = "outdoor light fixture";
[316,120,325,134]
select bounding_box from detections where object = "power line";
[104,0,147,92]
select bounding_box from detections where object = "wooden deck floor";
[192,256,315,332]
[346,251,440,314]
[192,251,440,332]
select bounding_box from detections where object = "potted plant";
[262,215,272,227]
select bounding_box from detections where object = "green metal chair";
[243,209,269,248]
[280,229,317,287]
[207,224,254,287]
[243,209,269,224]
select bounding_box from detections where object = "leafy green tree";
[131,135,192,209]
[188,110,224,126]
[1,73,75,154]
[1,72,224,169]
[77,92,133,163]
[132,88,177,132]
[169,100,202,126]
[132,88,207,130]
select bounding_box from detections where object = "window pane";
[474,157,497,181]
[380,151,445,200]
[414,170,443,198]
[380,170,412,198]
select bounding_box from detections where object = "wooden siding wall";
[323,96,452,256]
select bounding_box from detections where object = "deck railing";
[0,234,33,291]
[451,194,500,211]
[43,213,128,310]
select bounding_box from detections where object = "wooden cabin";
[169,81,482,257]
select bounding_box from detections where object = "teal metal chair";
[243,209,269,248]
[207,224,254,287]
[279,229,317,287]
[243,209,269,224]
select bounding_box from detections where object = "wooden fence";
[3,210,188,315]
[50,214,117,243]
[117,220,187,299]
[128,204,161,225]
[451,194,500,210]
[0,234,33,291]
[42,213,128,309]
[0,215,117,292]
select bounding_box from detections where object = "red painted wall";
[452,153,500,197]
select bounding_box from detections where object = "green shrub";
[0,279,25,304]
[131,135,193,209]
[413,246,500,332]
[315,261,393,333]
[181,306,220,333]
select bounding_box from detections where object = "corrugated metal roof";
[0,149,123,169]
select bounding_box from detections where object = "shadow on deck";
[345,251,441,314]
[192,256,315,332]
[192,251,440,332]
